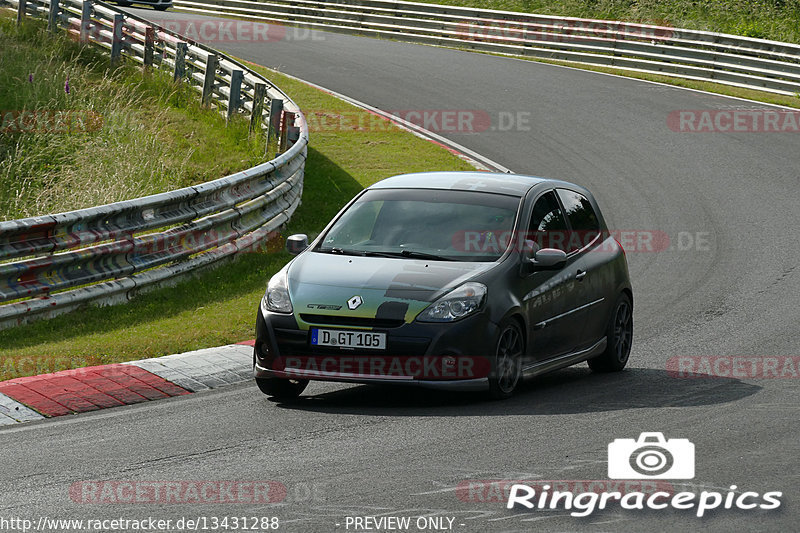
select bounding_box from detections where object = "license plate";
[311,329,386,350]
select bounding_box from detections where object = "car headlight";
[262,267,292,314]
[416,282,487,322]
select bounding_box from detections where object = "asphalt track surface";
[1,9,798,533]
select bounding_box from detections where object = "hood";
[287,252,493,324]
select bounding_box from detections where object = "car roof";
[368,171,549,196]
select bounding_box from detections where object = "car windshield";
[317,188,521,261]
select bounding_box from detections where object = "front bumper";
[254,361,489,390]
[253,308,498,390]
[124,0,172,6]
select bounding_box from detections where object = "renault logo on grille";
[347,295,363,310]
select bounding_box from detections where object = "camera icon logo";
[608,432,695,479]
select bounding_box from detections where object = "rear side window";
[528,191,569,252]
[556,189,601,252]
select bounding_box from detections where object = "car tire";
[588,293,633,372]
[255,376,309,399]
[154,4,169,10]
[488,321,524,400]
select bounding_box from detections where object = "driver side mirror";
[286,234,309,255]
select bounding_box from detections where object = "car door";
[555,188,610,350]
[521,190,584,361]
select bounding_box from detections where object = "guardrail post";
[287,114,300,147]
[279,111,294,153]
[144,27,155,68]
[48,0,59,32]
[227,70,243,120]
[173,42,187,82]
[250,83,266,134]
[79,0,91,44]
[110,14,124,67]
[17,0,27,25]
[267,98,283,151]
[201,55,219,107]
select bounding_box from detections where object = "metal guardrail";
[0,0,308,330]
[173,0,800,96]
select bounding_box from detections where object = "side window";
[556,189,601,252]
[528,192,569,252]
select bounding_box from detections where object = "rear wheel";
[154,4,169,10]
[255,376,308,399]
[588,293,633,372]
[488,321,524,400]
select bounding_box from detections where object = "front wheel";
[488,321,524,400]
[255,376,308,399]
[588,293,633,372]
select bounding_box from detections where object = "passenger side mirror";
[525,247,567,271]
[286,234,309,255]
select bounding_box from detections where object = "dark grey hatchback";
[254,171,633,400]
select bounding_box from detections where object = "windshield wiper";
[365,250,455,261]
[319,248,454,261]
[318,247,366,256]
[399,250,455,261]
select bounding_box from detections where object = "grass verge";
[0,12,266,220]
[0,58,474,380]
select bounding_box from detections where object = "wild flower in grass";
[29,73,33,83]
[65,75,70,94]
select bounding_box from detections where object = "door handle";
[575,269,587,281]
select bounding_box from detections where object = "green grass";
[0,13,267,220]
[0,53,474,379]
[409,0,800,44]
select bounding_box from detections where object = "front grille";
[299,314,405,329]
